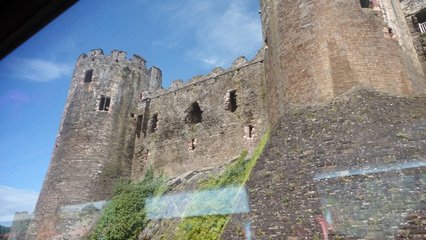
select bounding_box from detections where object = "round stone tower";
[260,0,426,125]
[26,49,161,239]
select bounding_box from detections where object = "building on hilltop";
[24,0,426,239]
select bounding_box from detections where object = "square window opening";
[360,0,370,8]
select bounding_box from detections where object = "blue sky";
[0,0,262,226]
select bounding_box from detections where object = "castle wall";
[26,50,156,239]
[260,0,425,126]
[222,90,426,239]
[400,0,426,78]
[130,55,268,180]
[379,0,426,92]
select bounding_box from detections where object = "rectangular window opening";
[188,138,196,151]
[247,125,254,139]
[84,69,93,83]
[99,96,105,111]
[229,90,237,112]
[150,114,158,133]
[99,95,111,111]
[136,115,143,138]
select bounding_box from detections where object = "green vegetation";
[89,129,270,240]
[89,168,165,240]
[174,129,270,240]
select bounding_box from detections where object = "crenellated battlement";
[146,53,263,100]
[78,49,150,71]
[74,49,162,92]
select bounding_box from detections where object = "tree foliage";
[90,168,165,240]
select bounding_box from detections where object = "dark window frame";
[360,0,370,8]
[228,90,237,112]
[99,95,111,111]
[84,69,93,83]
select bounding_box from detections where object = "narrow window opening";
[130,113,135,118]
[99,96,111,111]
[416,10,426,33]
[360,0,370,8]
[226,90,238,112]
[184,102,203,124]
[150,114,158,133]
[99,97,105,111]
[188,139,196,151]
[246,125,254,139]
[145,150,149,160]
[104,97,111,111]
[84,69,93,83]
[136,115,143,138]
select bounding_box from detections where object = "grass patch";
[174,129,270,240]
[89,168,165,240]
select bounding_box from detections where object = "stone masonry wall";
[130,53,268,180]
[26,50,160,240]
[260,0,425,126]
[222,89,426,239]
[379,0,426,91]
[400,0,426,78]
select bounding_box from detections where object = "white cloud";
[7,58,72,82]
[0,186,38,225]
[160,0,262,67]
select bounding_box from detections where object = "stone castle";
[11,0,426,239]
